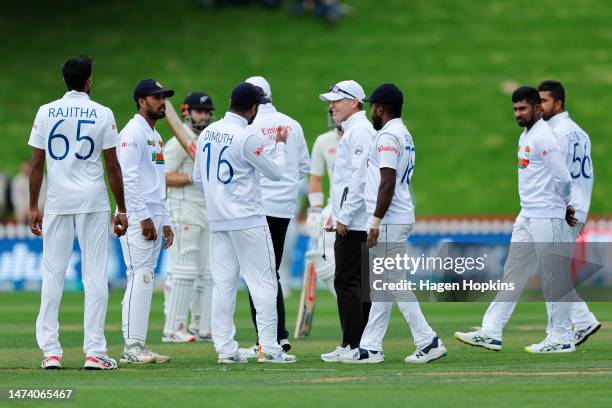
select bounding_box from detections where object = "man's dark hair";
[382,104,402,118]
[62,55,93,91]
[357,102,363,110]
[230,100,256,114]
[511,86,541,105]
[538,80,565,108]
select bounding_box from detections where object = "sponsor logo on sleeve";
[354,145,363,155]
[254,145,264,156]
[328,147,337,154]
[378,145,399,154]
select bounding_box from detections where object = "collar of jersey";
[547,111,569,128]
[257,103,276,115]
[341,110,367,131]
[64,90,90,100]
[134,113,157,132]
[380,117,403,133]
[225,112,248,128]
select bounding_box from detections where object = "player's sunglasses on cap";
[319,80,365,102]
[329,85,358,99]
[133,79,175,101]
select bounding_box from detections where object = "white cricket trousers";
[36,211,110,358]
[481,216,573,343]
[545,222,598,334]
[120,215,164,342]
[360,224,436,351]
[210,226,282,358]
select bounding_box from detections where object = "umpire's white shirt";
[248,103,310,219]
[517,118,572,219]
[547,112,593,223]
[118,114,170,225]
[365,118,416,226]
[28,91,119,214]
[193,112,287,232]
[332,110,376,231]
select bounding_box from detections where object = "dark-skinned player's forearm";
[29,148,45,208]
[372,168,397,224]
[104,148,127,213]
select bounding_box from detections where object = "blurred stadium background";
[1,0,611,291]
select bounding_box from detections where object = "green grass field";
[1,291,611,407]
[2,0,611,214]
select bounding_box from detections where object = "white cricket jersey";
[517,118,572,220]
[28,91,118,214]
[117,114,170,225]
[310,129,341,199]
[164,124,206,205]
[547,112,593,223]
[193,112,287,232]
[332,110,376,231]
[365,118,416,225]
[248,103,310,218]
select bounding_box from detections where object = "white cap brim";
[319,92,346,101]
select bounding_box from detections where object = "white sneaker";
[574,322,601,346]
[454,329,502,351]
[142,346,170,363]
[405,337,448,364]
[524,339,575,353]
[41,355,61,369]
[162,331,196,343]
[257,349,297,364]
[321,345,351,362]
[84,355,117,370]
[218,352,248,364]
[238,344,259,359]
[339,348,384,364]
[120,342,155,364]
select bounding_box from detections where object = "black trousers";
[248,216,290,342]
[334,230,371,349]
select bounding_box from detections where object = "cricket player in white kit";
[538,80,600,346]
[238,76,310,356]
[340,84,447,364]
[29,55,128,370]
[304,109,343,295]
[118,79,175,364]
[318,80,376,362]
[192,82,296,364]
[162,91,215,343]
[455,86,577,353]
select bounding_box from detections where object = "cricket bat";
[294,260,317,339]
[164,99,197,159]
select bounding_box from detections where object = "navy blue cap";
[364,83,403,106]
[230,82,268,110]
[133,79,174,101]
[183,91,215,111]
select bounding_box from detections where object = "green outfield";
[0,291,611,407]
[2,0,611,214]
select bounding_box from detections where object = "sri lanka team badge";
[518,145,530,169]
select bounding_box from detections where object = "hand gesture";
[162,225,174,249]
[367,228,379,248]
[275,126,288,144]
[29,206,43,236]
[140,218,157,241]
[114,213,128,237]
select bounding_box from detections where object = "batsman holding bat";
[162,92,216,343]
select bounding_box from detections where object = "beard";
[372,114,383,131]
[147,108,166,120]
